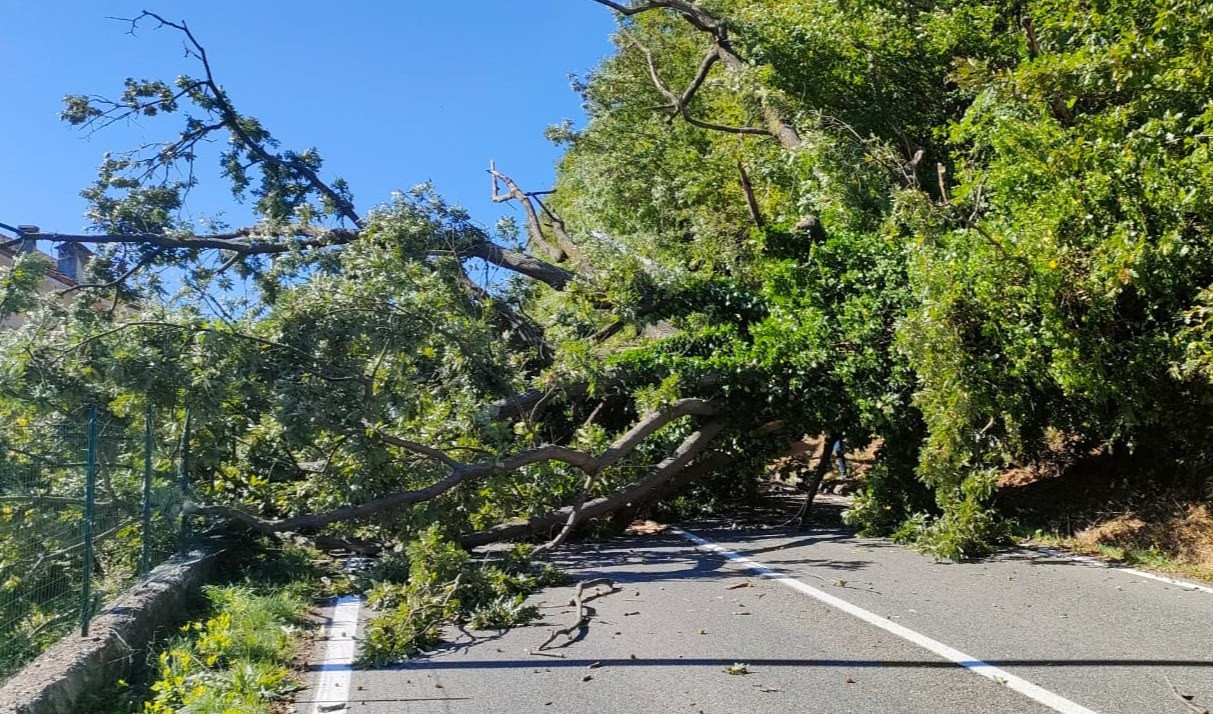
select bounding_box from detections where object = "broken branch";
[536,578,619,650]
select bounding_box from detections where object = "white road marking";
[1027,546,1213,595]
[674,528,1098,714]
[307,595,363,714]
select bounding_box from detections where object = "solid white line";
[673,528,1098,714]
[308,595,363,714]
[1028,546,1213,595]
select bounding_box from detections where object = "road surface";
[296,498,1213,713]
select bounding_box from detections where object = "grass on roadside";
[138,583,308,713]
[83,528,570,710]
[85,542,343,714]
[1016,527,1213,584]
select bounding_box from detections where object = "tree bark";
[460,419,727,547]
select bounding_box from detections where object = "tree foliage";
[3,0,1213,562]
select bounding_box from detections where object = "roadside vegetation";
[1017,505,1213,583]
[78,533,568,712]
[84,543,334,714]
[3,0,1213,679]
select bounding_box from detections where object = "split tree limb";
[490,162,584,265]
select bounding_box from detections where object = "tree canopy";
[3,0,1213,560]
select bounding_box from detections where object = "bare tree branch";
[57,248,166,295]
[491,161,567,262]
[533,470,596,555]
[623,32,772,138]
[595,0,803,149]
[737,159,765,228]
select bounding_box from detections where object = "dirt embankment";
[997,437,1213,575]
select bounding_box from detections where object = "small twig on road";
[800,571,883,595]
[1165,675,1210,714]
[536,578,618,651]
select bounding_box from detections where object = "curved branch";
[194,399,720,535]
[58,248,166,295]
[376,435,463,469]
[624,32,772,138]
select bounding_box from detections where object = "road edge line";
[1026,546,1213,595]
[673,528,1098,714]
[307,594,363,714]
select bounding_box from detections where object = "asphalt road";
[297,498,1213,714]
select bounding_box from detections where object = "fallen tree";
[2,4,844,554]
[189,399,724,540]
[9,0,1205,565]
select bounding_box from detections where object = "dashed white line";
[674,528,1098,714]
[307,595,363,714]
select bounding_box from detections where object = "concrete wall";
[0,546,231,714]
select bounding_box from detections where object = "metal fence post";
[178,408,191,550]
[140,402,154,576]
[80,405,97,636]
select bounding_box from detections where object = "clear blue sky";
[0,1,617,237]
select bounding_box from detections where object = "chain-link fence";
[0,405,189,682]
